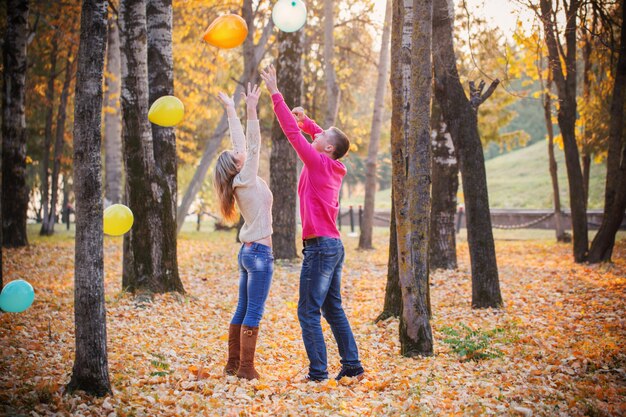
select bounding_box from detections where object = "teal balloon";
[0,279,35,313]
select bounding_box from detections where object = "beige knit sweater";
[229,117,273,243]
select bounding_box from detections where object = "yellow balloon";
[202,14,248,49]
[148,95,185,127]
[103,204,134,236]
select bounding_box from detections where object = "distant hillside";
[484,140,606,209]
[341,140,607,210]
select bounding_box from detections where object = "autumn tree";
[270,30,303,259]
[323,0,340,127]
[429,99,458,269]
[2,0,30,247]
[433,0,502,308]
[119,0,184,294]
[67,0,112,396]
[104,13,123,204]
[538,0,588,262]
[588,2,626,263]
[359,0,391,250]
[389,0,434,356]
[375,197,401,322]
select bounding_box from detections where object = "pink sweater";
[271,93,346,239]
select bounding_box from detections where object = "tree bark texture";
[146,0,181,289]
[270,29,303,259]
[175,0,273,233]
[323,0,340,127]
[46,49,75,235]
[40,36,59,236]
[540,0,588,262]
[429,98,458,270]
[432,0,502,308]
[390,0,434,357]
[119,0,184,294]
[2,0,29,247]
[66,0,111,397]
[359,0,392,250]
[375,196,401,322]
[104,16,123,204]
[588,2,626,263]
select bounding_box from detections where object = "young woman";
[214,83,273,380]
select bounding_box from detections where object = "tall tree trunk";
[580,12,595,208]
[433,0,502,308]
[375,196,401,322]
[40,36,59,236]
[588,2,626,263]
[270,30,303,259]
[323,0,340,127]
[359,0,392,250]
[429,98,458,270]
[119,0,184,295]
[2,0,29,248]
[46,49,75,235]
[104,16,123,204]
[543,77,567,241]
[66,0,111,397]
[146,0,181,289]
[176,1,273,233]
[581,153,590,205]
[540,0,588,262]
[390,0,433,357]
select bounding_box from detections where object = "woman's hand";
[242,82,261,110]
[217,91,236,109]
[260,65,279,95]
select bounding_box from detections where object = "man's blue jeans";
[297,237,361,380]
[231,242,274,328]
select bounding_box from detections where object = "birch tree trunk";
[323,0,340,127]
[176,0,273,233]
[119,0,184,294]
[432,0,502,308]
[359,0,391,250]
[588,2,626,263]
[46,49,75,235]
[540,0,588,262]
[2,0,29,247]
[390,0,433,356]
[40,36,59,236]
[270,29,303,259]
[66,0,111,396]
[104,15,123,205]
[429,99,458,270]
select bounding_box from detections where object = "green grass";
[342,141,606,210]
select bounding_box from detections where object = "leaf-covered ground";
[1,230,625,416]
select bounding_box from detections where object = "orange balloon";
[202,14,248,49]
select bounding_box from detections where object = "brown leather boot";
[236,325,260,380]
[223,324,241,376]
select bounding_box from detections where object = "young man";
[261,65,365,382]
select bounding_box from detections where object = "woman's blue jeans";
[231,242,274,328]
[297,237,361,380]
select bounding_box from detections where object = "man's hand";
[260,65,279,95]
[292,106,306,123]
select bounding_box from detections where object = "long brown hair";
[214,150,240,224]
